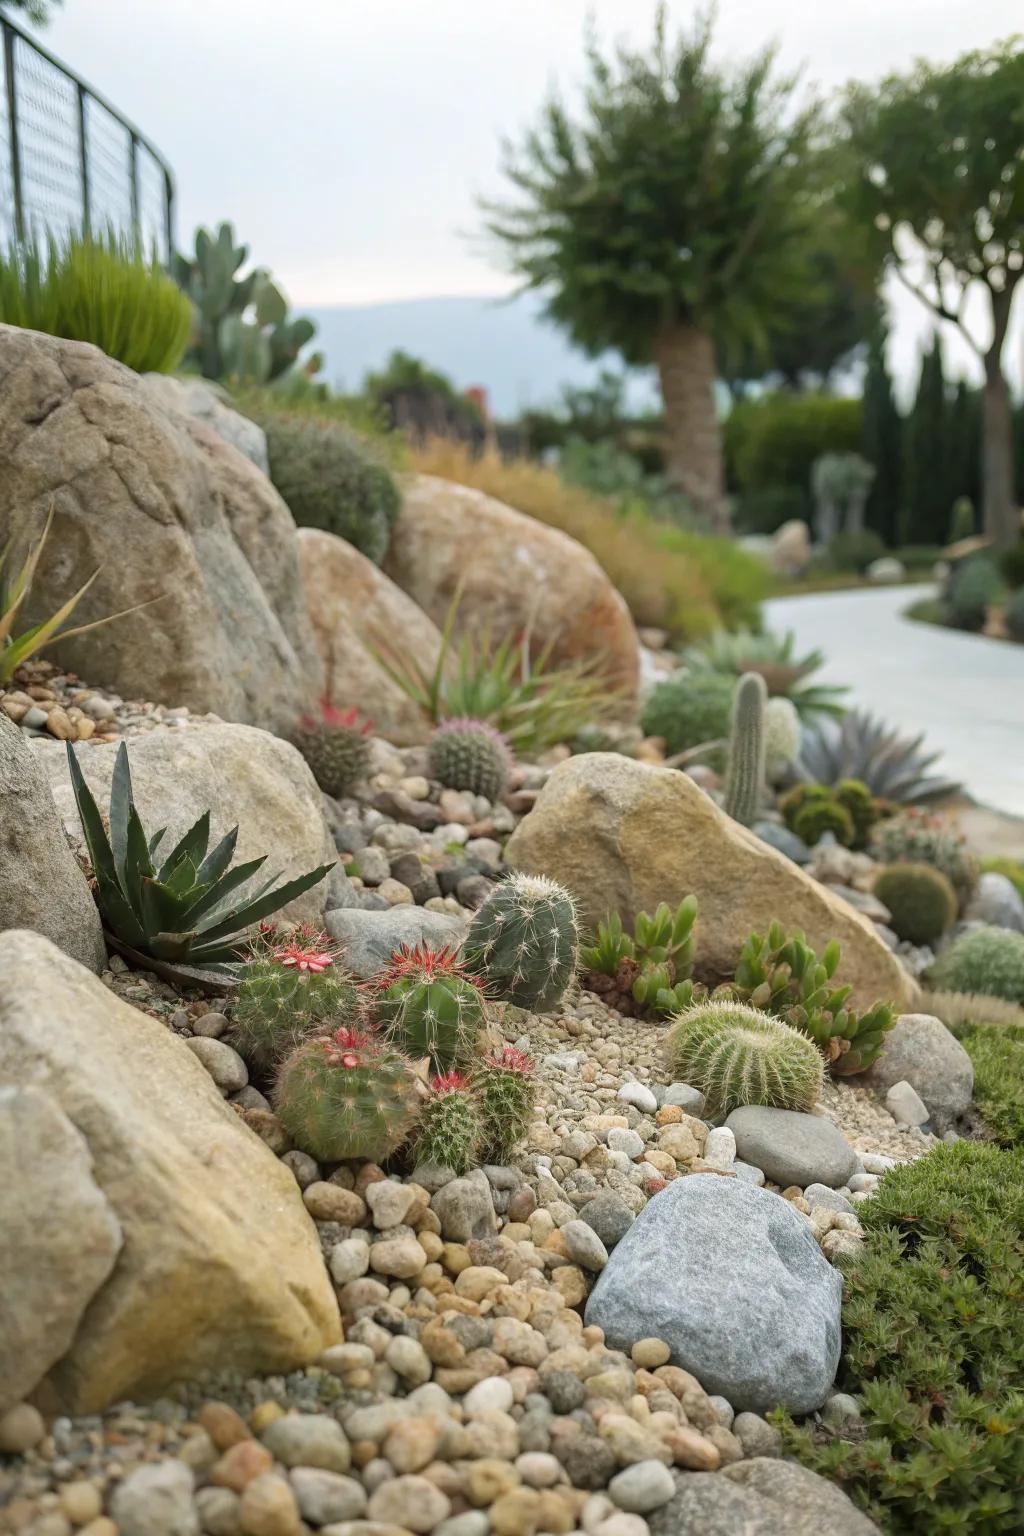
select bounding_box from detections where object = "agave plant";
[798,709,959,804]
[684,628,847,724]
[67,741,333,971]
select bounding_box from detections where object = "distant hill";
[304,293,657,419]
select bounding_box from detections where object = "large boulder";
[648,1460,880,1535]
[0,326,319,733]
[585,1175,842,1413]
[298,527,444,744]
[0,715,105,969]
[506,754,915,1009]
[0,1085,122,1413]
[140,374,269,473]
[0,931,340,1412]
[859,1013,975,1132]
[40,723,336,926]
[384,475,641,703]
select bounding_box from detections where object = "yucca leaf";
[196,825,239,885]
[148,826,167,858]
[192,861,333,945]
[95,870,148,949]
[122,803,155,913]
[65,742,120,890]
[157,811,211,882]
[181,937,251,965]
[108,741,133,882]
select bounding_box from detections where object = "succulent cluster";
[429,718,511,801]
[726,921,897,1075]
[723,672,767,827]
[664,1001,824,1117]
[582,897,700,1017]
[780,777,881,850]
[274,1026,421,1164]
[293,701,373,798]
[873,862,958,946]
[367,943,487,1070]
[872,809,977,901]
[232,925,359,1073]
[929,925,1024,1005]
[462,873,579,1012]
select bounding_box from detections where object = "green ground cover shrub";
[949,1019,1024,1147]
[929,925,1024,1004]
[725,393,862,503]
[639,671,735,757]
[0,230,191,372]
[779,1140,1024,1533]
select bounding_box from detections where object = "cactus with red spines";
[274,1024,420,1163]
[411,1071,483,1176]
[367,943,488,1071]
[293,699,373,798]
[231,924,358,1073]
[472,1045,537,1164]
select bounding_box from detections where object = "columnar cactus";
[368,944,487,1070]
[429,719,511,801]
[292,701,373,798]
[462,873,579,1011]
[472,1046,537,1164]
[274,1026,421,1162]
[763,696,801,782]
[724,672,767,827]
[664,1002,824,1117]
[232,926,359,1073]
[412,1072,483,1176]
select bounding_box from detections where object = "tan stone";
[0,931,339,1414]
[384,475,641,702]
[298,527,445,745]
[506,754,916,1009]
[0,327,321,733]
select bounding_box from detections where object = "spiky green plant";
[292,701,373,798]
[462,872,579,1011]
[723,671,767,827]
[872,810,977,901]
[664,1002,824,1117]
[472,1046,537,1164]
[928,925,1024,1005]
[231,925,359,1072]
[873,863,958,946]
[790,796,856,848]
[66,742,333,969]
[684,628,848,723]
[919,987,1024,1031]
[429,718,511,800]
[581,895,698,1017]
[274,1026,421,1163]
[368,944,487,1070]
[799,710,959,803]
[728,921,897,1075]
[411,1072,484,1176]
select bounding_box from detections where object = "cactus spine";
[724,672,767,827]
[472,1046,537,1164]
[412,1073,483,1176]
[274,1026,420,1163]
[232,929,359,1073]
[665,1001,824,1117]
[429,719,511,801]
[462,873,579,1011]
[369,944,487,1070]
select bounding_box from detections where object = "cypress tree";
[861,325,903,546]
[946,380,982,516]
[902,337,949,545]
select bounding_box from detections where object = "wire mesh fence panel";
[0,40,13,237]
[83,92,131,234]
[137,140,169,261]
[10,30,82,238]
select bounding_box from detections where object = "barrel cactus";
[293,701,373,798]
[664,1002,824,1117]
[411,1072,483,1176]
[873,862,958,946]
[274,1026,420,1163]
[232,926,359,1073]
[724,672,767,827]
[462,873,579,1012]
[429,718,511,801]
[472,1045,537,1164]
[368,944,487,1070]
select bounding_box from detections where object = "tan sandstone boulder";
[384,475,641,702]
[298,527,443,744]
[0,931,340,1413]
[505,754,915,1009]
[39,723,337,925]
[0,326,319,733]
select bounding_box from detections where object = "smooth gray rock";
[965,871,1024,933]
[804,1183,856,1216]
[578,1190,636,1249]
[141,374,269,473]
[325,905,467,978]
[886,1080,929,1126]
[431,1171,497,1242]
[663,1083,707,1114]
[860,1013,974,1133]
[648,1459,880,1535]
[753,821,811,865]
[726,1106,860,1189]
[585,1175,842,1413]
[110,1460,198,1536]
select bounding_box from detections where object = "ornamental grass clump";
[411,1072,484,1176]
[274,1025,421,1163]
[231,924,359,1073]
[472,1046,538,1164]
[664,1002,824,1117]
[367,943,487,1071]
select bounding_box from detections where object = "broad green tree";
[483,7,821,531]
[841,42,1024,546]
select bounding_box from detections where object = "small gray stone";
[965,871,1024,932]
[324,907,467,979]
[262,1413,350,1471]
[194,1486,239,1536]
[753,821,811,865]
[558,1434,618,1490]
[281,1150,319,1188]
[886,1080,929,1127]
[431,1171,497,1242]
[726,1107,859,1190]
[732,1159,765,1186]
[708,1395,734,1428]
[190,1011,228,1038]
[607,1127,645,1160]
[411,1159,458,1193]
[704,1126,736,1169]
[861,1152,897,1175]
[732,1412,783,1458]
[804,1184,856,1216]
[608,1459,676,1512]
[663,1083,706,1114]
[822,1392,862,1429]
[618,1082,658,1113]
[110,1461,198,1536]
[435,1515,490,1536]
[561,1219,609,1272]
[543,1369,586,1413]
[184,1037,247,1094]
[290,1468,367,1524]
[860,1014,974,1133]
[578,1191,636,1250]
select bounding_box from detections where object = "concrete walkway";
[765,585,1024,819]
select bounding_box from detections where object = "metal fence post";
[2,21,25,242]
[128,129,139,235]
[76,81,90,235]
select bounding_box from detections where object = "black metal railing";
[0,10,174,260]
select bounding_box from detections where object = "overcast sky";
[23,0,1024,393]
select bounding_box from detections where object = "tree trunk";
[981,282,1020,550]
[653,326,729,533]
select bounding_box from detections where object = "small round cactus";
[411,1072,484,1176]
[274,1025,421,1163]
[293,701,372,798]
[462,872,579,1012]
[929,925,1024,1005]
[791,797,855,849]
[429,718,511,801]
[873,862,958,945]
[472,1045,537,1164]
[664,1001,824,1117]
[232,926,359,1073]
[368,943,487,1070]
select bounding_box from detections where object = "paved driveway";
[765,585,1024,818]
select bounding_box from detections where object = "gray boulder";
[726,1106,860,1189]
[648,1459,880,1535]
[859,1013,974,1133]
[141,373,269,473]
[584,1175,842,1413]
[0,717,105,970]
[325,905,468,978]
[964,872,1024,933]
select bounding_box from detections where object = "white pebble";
[515,1451,562,1487]
[329,1239,370,1285]
[617,1082,658,1113]
[703,1126,736,1169]
[463,1376,514,1415]
[607,1127,646,1160]
[608,1459,675,1513]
